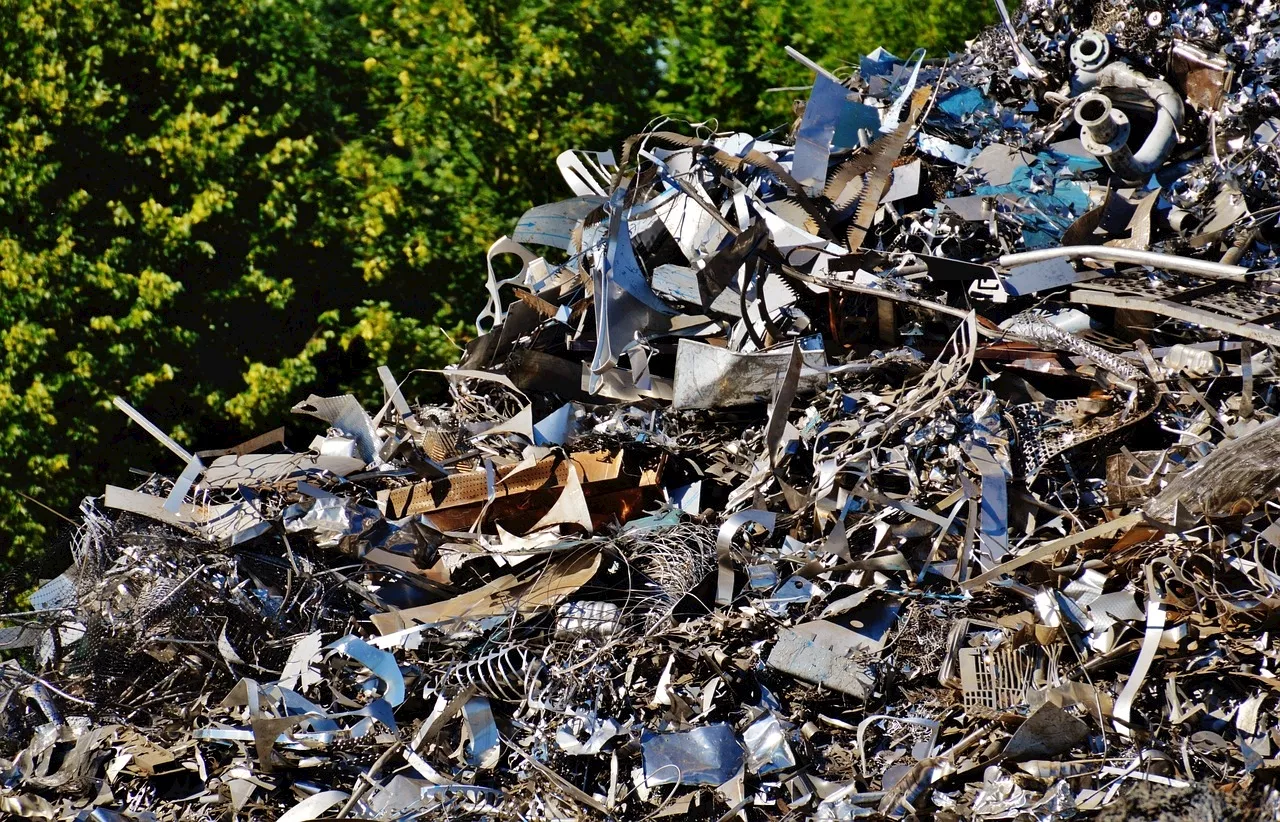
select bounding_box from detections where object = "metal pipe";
[998,246,1250,282]
[1075,93,1124,146]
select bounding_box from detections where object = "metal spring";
[450,646,539,703]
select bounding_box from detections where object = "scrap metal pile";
[13,0,1280,819]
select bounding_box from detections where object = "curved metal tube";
[998,246,1249,282]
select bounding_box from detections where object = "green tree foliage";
[656,0,998,126]
[0,0,995,570]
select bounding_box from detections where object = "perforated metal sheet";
[1009,388,1158,479]
[1188,287,1280,324]
[1082,272,1214,301]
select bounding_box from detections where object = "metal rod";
[336,741,402,817]
[784,45,842,84]
[998,246,1250,282]
[2,667,95,707]
[112,396,196,463]
[14,491,78,525]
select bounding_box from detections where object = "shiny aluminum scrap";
[12,1,1280,820]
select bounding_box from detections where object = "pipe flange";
[1074,93,1130,158]
[1070,30,1111,73]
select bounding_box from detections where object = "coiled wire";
[449,645,540,703]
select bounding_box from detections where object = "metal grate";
[958,644,1039,716]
